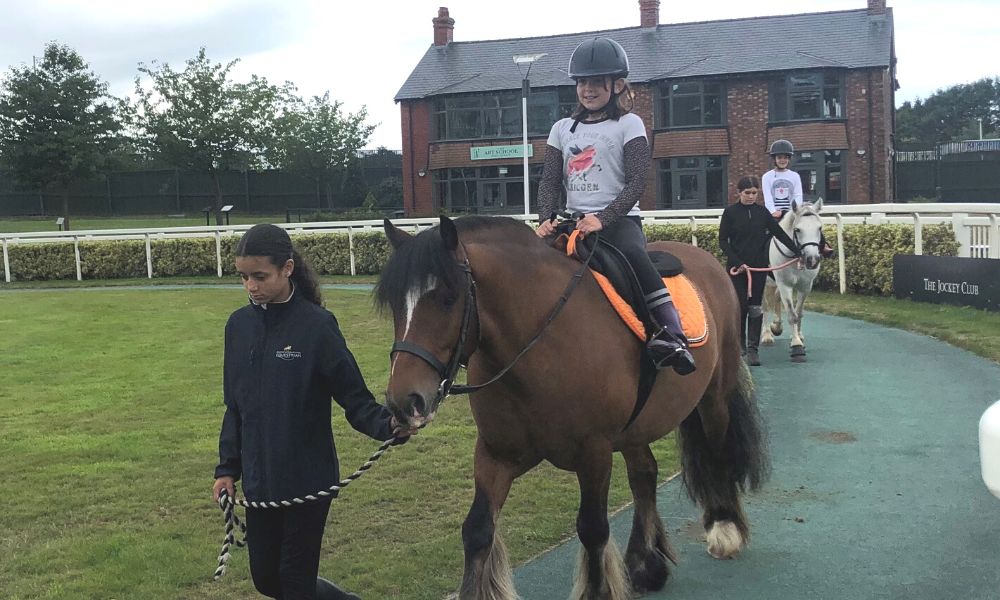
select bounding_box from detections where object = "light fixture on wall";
[417,169,427,177]
[856,149,866,156]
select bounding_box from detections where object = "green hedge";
[0,224,960,296]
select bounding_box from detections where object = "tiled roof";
[396,8,893,101]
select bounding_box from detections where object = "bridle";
[389,237,597,406]
[389,258,479,402]
[774,211,821,261]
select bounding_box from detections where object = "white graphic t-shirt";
[546,113,647,216]
[762,168,803,213]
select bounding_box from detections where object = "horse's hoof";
[770,324,783,336]
[791,355,807,363]
[706,521,742,559]
[761,338,774,347]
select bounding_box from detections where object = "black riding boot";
[317,577,361,600]
[648,299,696,375]
[746,314,763,367]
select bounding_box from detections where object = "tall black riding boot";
[746,314,764,367]
[647,296,696,375]
[317,577,362,600]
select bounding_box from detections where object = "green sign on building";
[470,144,533,161]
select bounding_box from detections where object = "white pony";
[760,199,825,361]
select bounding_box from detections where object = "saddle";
[557,228,708,347]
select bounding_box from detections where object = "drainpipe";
[867,70,875,203]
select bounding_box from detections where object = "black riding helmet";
[567,37,630,132]
[769,139,795,157]
[568,37,629,80]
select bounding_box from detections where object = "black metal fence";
[896,140,1000,202]
[0,150,402,216]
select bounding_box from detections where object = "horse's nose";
[392,392,428,423]
[407,392,428,418]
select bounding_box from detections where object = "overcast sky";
[1,0,997,149]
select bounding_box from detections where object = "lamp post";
[512,53,547,218]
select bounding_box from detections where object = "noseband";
[390,238,597,406]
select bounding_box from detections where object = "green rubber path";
[514,312,1000,599]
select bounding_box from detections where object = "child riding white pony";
[760,199,825,361]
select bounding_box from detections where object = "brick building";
[395,1,896,216]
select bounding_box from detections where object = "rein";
[391,232,599,405]
[213,434,410,580]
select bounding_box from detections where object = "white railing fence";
[2,203,999,293]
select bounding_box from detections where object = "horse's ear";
[814,197,824,212]
[383,219,412,249]
[439,216,459,251]
[790,200,799,213]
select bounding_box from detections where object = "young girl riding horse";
[535,36,694,375]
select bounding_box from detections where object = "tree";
[132,48,294,224]
[0,43,122,230]
[269,92,375,210]
[371,176,403,209]
[896,77,999,149]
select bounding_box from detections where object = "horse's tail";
[677,362,770,513]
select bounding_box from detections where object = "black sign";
[893,255,1000,311]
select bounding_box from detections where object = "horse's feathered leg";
[459,439,532,600]
[622,445,675,593]
[679,363,769,559]
[572,445,630,600]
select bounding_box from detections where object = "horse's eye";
[442,293,458,308]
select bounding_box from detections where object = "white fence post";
[145,234,153,279]
[74,237,82,281]
[836,214,846,294]
[913,213,923,256]
[689,217,698,247]
[991,214,999,259]
[2,238,10,283]
[348,227,356,277]
[215,231,223,278]
[953,213,971,257]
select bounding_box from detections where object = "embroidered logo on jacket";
[275,345,302,361]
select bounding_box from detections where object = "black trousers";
[730,269,768,344]
[599,216,665,294]
[246,498,332,600]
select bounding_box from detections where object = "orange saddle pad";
[562,230,709,347]
[590,270,709,347]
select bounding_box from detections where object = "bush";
[813,223,959,295]
[5,242,77,281]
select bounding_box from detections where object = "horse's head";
[788,198,824,270]
[376,216,477,429]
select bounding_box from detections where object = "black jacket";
[718,202,798,269]
[215,292,394,502]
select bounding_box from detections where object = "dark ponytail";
[235,224,323,306]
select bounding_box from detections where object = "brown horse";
[376,216,768,600]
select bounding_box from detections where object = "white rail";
[2,204,999,290]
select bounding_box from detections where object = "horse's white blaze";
[706,521,743,559]
[390,276,438,378]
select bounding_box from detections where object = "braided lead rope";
[213,435,404,580]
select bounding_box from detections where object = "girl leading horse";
[376,215,768,600]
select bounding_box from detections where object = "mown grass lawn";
[0,287,678,600]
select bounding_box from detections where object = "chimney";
[433,7,455,46]
[868,0,886,15]
[639,0,660,28]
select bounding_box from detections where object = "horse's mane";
[374,217,532,315]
